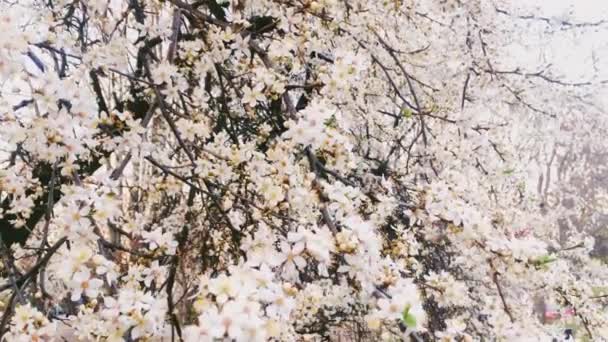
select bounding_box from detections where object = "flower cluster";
[0,0,606,341]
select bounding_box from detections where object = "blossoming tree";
[0,0,607,341]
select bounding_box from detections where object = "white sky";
[514,0,608,21]
[504,0,608,82]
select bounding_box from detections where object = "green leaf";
[591,286,608,296]
[532,254,557,269]
[324,114,338,129]
[401,304,417,328]
[401,108,412,119]
[503,168,515,175]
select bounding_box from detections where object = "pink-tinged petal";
[544,311,560,319]
[563,308,576,317]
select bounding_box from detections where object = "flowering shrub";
[0,0,606,341]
